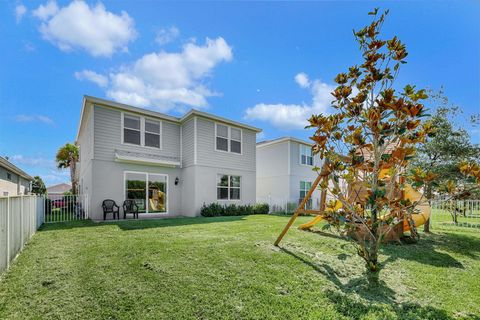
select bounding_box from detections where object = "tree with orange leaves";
[307,9,436,273]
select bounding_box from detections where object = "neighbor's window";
[145,119,160,148]
[6,172,12,180]
[123,115,141,145]
[215,123,242,154]
[299,181,312,200]
[217,174,241,200]
[216,124,229,152]
[300,144,313,166]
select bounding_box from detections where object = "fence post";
[6,196,10,269]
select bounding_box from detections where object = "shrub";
[252,203,269,215]
[200,202,270,217]
[200,202,224,217]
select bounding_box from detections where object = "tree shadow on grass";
[300,227,467,269]
[280,247,477,320]
[38,216,247,232]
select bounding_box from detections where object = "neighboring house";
[46,183,71,196]
[256,137,324,210]
[0,156,33,197]
[76,96,261,219]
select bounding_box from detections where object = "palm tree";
[56,143,79,194]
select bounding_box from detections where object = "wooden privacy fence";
[0,195,44,274]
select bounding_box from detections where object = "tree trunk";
[70,162,77,195]
[423,185,432,233]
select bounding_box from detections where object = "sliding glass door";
[125,172,168,214]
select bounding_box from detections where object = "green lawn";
[0,215,479,320]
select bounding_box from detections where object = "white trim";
[194,116,197,165]
[216,173,242,201]
[287,140,291,175]
[180,126,183,168]
[115,152,180,167]
[123,171,169,214]
[214,122,243,155]
[256,137,313,149]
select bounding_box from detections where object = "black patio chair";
[123,200,139,219]
[102,199,120,220]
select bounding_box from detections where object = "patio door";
[125,172,168,214]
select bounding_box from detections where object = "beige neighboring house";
[46,183,72,196]
[0,156,33,197]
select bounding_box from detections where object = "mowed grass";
[0,215,479,320]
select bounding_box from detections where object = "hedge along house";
[75,96,261,220]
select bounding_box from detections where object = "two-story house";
[76,96,261,220]
[256,137,324,211]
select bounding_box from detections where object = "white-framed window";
[217,174,241,200]
[145,119,161,148]
[215,123,242,154]
[299,181,312,200]
[122,113,162,149]
[123,114,141,145]
[300,144,313,166]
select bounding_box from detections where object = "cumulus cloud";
[77,37,233,112]
[32,0,58,20]
[15,4,27,23]
[74,70,108,87]
[244,72,335,130]
[15,114,54,124]
[33,1,136,57]
[294,72,310,88]
[155,26,180,45]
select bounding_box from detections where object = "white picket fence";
[0,195,44,274]
[257,196,321,214]
[430,199,480,229]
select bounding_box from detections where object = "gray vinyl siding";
[93,105,181,161]
[196,117,256,172]
[181,118,195,167]
[77,105,94,178]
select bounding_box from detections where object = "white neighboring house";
[256,137,324,211]
[46,183,72,197]
[0,156,33,197]
[75,96,261,220]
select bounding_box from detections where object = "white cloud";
[155,26,180,45]
[32,0,58,20]
[244,73,335,130]
[74,70,108,87]
[79,37,232,112]
[15,4,27,23]
[15,114,54,124]
[294,72,310,88]
[33,1,136,57]
[10,155,55,168]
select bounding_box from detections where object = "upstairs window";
[215,123,242,154]
[300,144,313,166]
[6,172,12,181]
[145,119,160,148]
[230,128,242,154]
[216,124,229,152]
[217,174,241,200]
[123,115,141,145]
[122,113,162,149]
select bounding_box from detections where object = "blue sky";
[1,0,479,186]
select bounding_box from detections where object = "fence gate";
[44,194,89,223]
